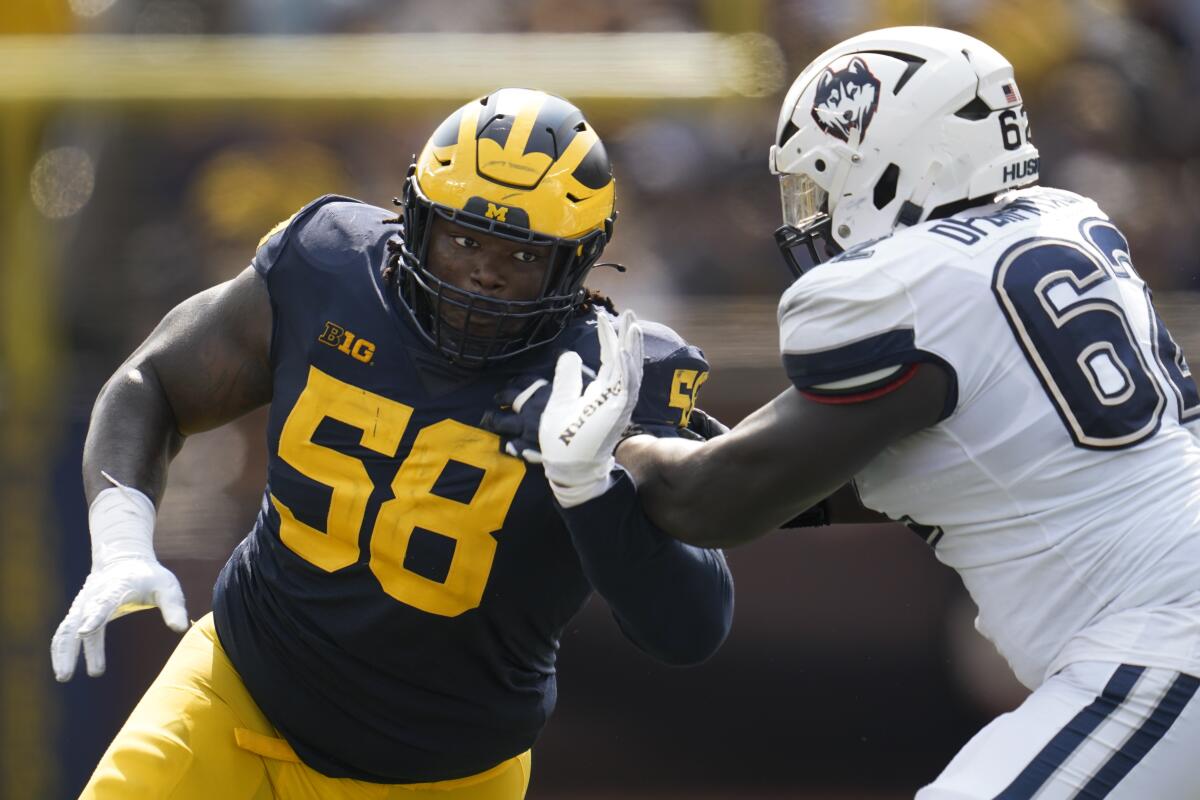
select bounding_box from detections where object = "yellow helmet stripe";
[415,89,614,239]
[496,92,545,163]
[454,103,482,172]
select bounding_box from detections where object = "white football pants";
[916,661,1200,799]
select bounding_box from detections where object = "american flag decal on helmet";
[1002,83,1019,104]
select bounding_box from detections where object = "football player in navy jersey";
[51,88,733,800]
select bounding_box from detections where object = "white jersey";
[778,187,1200,688]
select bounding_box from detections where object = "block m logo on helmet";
[464,196,530,229]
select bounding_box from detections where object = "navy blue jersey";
[212,196,723,783]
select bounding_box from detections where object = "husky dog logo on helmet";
[811,57,881,143]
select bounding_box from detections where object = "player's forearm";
[558,468,734,665]
[617,435,716,541]
[82,356,185,505]
[619,383,919,544]
[617,434,812,548]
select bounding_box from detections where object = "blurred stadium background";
[2,0,1199,798]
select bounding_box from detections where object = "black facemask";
[774,212,841,280]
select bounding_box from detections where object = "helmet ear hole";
[954,96,992,120]
[779,119,800,148]
[873,163,900,210]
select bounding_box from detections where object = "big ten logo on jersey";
[318,321,376,364]
[669,368,709,426]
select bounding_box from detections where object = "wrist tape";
[89,485,158,566]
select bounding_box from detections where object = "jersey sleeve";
[630,320,715,437]
[777,263,955,413]
[557,466,734,666]
[251,194,361,278]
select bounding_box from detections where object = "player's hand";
[481,366,597,463]
[538,310,644,507]
[481,377,551,463]
[681,407,731,441]
[51,486,188,682]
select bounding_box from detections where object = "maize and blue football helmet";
[396,88,616,367]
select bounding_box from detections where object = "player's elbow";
[670,611,733,666]
[631,608,733,667]
[653,638,725,667]
[622,569,734,666]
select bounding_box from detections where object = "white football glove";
[538,310,644,507]
[51,479,188,681]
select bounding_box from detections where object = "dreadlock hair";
[380,203,404,287]
[382,234,403,287]
[578,288,617,316]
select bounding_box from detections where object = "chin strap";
[895,160,945,229]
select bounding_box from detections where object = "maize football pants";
[80,613,532,800]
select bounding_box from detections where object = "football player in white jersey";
[505,26,1200,800]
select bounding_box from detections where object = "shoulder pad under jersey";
[634,319,712,436]
[252,194,372,277]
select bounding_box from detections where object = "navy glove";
[679,406,730,441]
[481,365,596,462]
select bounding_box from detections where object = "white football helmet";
[770,26,1041,276]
